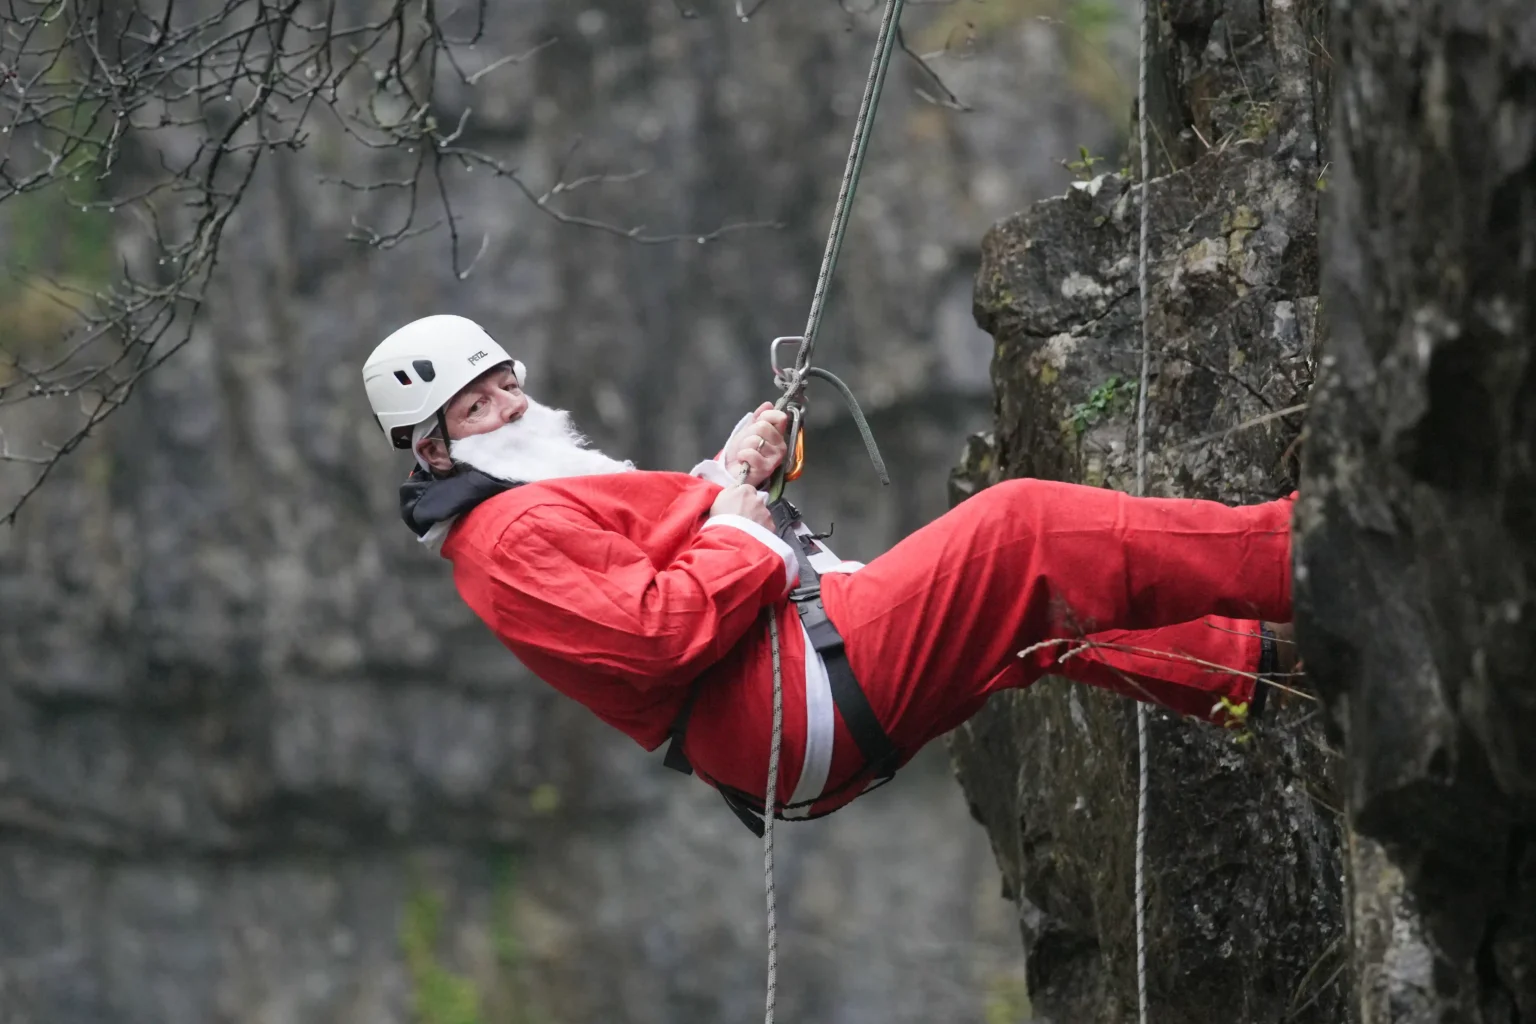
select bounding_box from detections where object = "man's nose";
[499,391,525,423]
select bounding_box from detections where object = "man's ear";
[417,437,454,475]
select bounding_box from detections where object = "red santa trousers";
[736,480,1294,816]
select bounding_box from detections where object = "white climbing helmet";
[362,314,526,450]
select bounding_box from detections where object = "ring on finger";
[754,436,765,450]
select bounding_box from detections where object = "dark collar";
[399,464,522,538]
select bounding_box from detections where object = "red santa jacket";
[440,471,814,789]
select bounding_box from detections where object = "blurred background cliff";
[0,1,1134,1021]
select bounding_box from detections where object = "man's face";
[416,363,527,473]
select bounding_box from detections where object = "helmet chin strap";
[411,410,456,475]
[433,408,453,476]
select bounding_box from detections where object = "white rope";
[1135,694,1151,1024]
[1133,0,1154,1016]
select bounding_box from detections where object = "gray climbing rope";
[1133,0,1154,1016]
[796,0,906,376]
[803,366,888,483]
[754,3,906,1023]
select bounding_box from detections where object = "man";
[364,314,1297,829]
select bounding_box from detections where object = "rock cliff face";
[1295,1,1536,1020]
[958,1,1536,1022]
[0,3,1131,1022]
[949,1,1347,1021]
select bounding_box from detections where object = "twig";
[1020,636,1316,702]
[895,26,970,111]
[1163,403,1310,453]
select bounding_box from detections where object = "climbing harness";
[1134,0,1154,1017]
[664,3,904,1022]
[664,496,901,832]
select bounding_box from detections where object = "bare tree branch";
[895,25,971,111]
[0,0,777,524]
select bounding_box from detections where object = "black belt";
[662,499,901,836]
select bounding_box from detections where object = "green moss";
[1241,101,1278,140]
[4,23,115,286]
[983,972,1033,1023]
[399,850,542,1024]
[1065,375,1138,437]
[6,189,114,285]
[491,853,520,968]
[0,277,91,364]
[1223,206,1261,233]
[914,0,1131,122]
[0,43,119,358]
[1064,0,1118,40]
[528,783,561,816]
[1,165,115,357]
[402,875,484,1024]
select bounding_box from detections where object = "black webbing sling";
[662,499,901,836]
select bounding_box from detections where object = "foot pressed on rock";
[1251,621,1307,721]
[1265,621,1299,677]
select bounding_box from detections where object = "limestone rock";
[950,2,1344,1020]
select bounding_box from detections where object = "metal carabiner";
[768,339,808,479]
[769,336,806,389]
[765,336,812,500]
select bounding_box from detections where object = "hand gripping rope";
[738,2,902,1022]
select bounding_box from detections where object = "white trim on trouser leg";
[783,623,834,818]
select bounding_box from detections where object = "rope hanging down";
[747,2,905,1023]
[1133,0,1154,1016]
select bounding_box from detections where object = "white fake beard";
[449,399,633,483]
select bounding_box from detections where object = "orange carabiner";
[784,427,806,481]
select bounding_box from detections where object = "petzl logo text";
[468,349,490,365]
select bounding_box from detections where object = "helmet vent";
[393,370,412,385]
[412,359,437,382]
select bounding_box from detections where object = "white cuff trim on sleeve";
[701,514,798,592]
[688,459,736,488]
[721,411,753,456]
